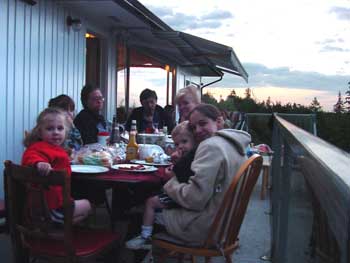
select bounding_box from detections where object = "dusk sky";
[139,0,350,111]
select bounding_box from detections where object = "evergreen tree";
[228,89,236,98]
[244,88,252,99]
[266,96,272,108]
[309,97,322,112]
[202,92,218,106]
[344,82,350,113]
[333,91,345,113]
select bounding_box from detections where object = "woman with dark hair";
[154,103,251,245]
[48,94,82,151]
[74,85,107,144]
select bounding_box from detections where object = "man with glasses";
[74,84,107,144]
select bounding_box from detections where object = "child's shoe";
[126,235,152,250]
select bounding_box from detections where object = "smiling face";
[177,94,198,121]
[87,89,104,113]
[40,114,67,146]
[189,110,220,143]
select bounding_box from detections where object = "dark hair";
[164,105,174,112]
[189,103,221,121]
[48,94,75,112]
[24,107,69,147]
[139,89,157,102]
[81,84,99,109]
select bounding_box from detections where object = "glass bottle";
[109,115,116,144]
[110,115,121,145]
[162,126,168,136]
[126,120,138,161]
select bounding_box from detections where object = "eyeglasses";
[90,96,105,102]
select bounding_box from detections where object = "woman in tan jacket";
[162,104,251,245]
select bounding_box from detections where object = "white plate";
[111,164,158,173]
[71,165,109,174]
[130,159,172,167]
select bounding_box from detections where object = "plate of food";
[71,165,109,174]
[111,164,158,173]
[130,159,172,167]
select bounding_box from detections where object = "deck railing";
[270,114,350,263]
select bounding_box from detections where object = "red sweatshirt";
[22,141,72,209]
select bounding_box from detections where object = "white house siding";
[0,0,88,197]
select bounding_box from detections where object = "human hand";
[170,150,182,164]
[36,162,52,176]
[164,167,175,180]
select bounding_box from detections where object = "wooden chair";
[260,154,273,200]
[152,154,263,263]
[4,160,120,263]
[0,198,6,233]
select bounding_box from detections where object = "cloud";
[203,63,350,92]
[316,38,344,45]
[200,10,233,20]
[147,5,233,30]
[148,6,173,17]
[319,45,350,52]
[329,6,350,20]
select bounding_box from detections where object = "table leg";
[260,166,269,200]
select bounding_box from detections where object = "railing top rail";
[246,113,315,117]
[275,114,350,183]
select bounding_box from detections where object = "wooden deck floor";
[0,175,271,263]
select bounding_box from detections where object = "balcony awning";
[125,30,247,81]
[154,31,248,82]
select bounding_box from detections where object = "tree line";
[202,83,350,152]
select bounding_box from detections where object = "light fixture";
[22,0,37,5]
[67,16,82,32]
[165,65,170,72]
[85,33,96,39]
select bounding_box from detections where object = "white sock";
[141,225,153,239]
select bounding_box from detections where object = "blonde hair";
[24,107,69,147]
[175,85,201,104]
[171,121,194,142]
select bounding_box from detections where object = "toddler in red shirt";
[22,107,91,224]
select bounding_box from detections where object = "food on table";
[77,150,113,167]
[145,156,154,163]
[119,164,147,171]
[73,143,126,166]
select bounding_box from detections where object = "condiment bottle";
[109,115,120,144]
[162,126,168,136]
[126,120,138,161]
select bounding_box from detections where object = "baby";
[126,121,196,250]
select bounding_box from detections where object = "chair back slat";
[204,154,262,248]
[4,160,75,260]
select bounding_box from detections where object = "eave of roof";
[57,0,248,81]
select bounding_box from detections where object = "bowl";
[137,133,166,147]
[138,144,164,160]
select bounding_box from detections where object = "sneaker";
[126,235,152,250]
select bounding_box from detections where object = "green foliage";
[202,88,349,152]
[334,91,345,113]
[317,112,350,152]
[344,82,350,113]
[202,92,218,106]
[310,97,322,112]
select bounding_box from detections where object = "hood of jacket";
[215,129,251,156]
